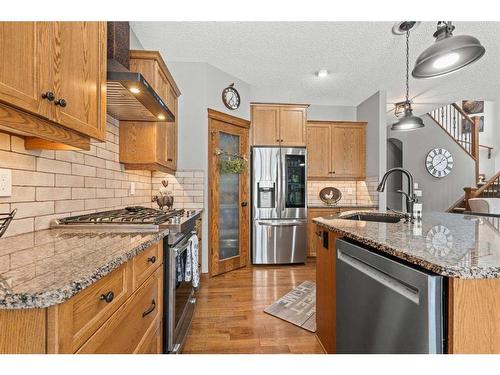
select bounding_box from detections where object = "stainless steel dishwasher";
[336,239,445,354]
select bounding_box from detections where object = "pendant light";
[412,22,485,79]
[392,27,424,131]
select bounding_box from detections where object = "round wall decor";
[222,83,240,110]
[425,148,453,178]
[319,187,342,205]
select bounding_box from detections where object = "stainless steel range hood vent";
[106,22,175,122]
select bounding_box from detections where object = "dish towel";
[184,234,200,290]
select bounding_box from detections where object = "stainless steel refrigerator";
[251,146,307,264]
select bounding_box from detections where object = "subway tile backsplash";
[0,115,205,237]
[307,176,379,207]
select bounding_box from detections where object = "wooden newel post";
[463,186,478,211]
[471,116,480,183]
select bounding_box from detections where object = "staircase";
[427,103,496,213]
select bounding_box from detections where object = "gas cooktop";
[51,206,200,233]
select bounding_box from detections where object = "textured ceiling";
[131,21,500,113]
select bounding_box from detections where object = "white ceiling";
[131,21,500,114]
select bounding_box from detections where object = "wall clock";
[222,83,240,110]
[425,148,453,178]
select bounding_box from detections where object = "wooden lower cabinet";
[0,241,163,354]
[77,268,162,354]
[307,209,338,257]
[315,226,339,354]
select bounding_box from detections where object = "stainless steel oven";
[165,231,197,353]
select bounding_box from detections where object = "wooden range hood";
[106,22,175,122]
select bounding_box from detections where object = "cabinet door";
[316,228,337,354]
[306,124,332,178]
[251,105,280,146]
[165,89,177,170]
[0,22,52,119]
[156,123,168,166]
[332,125,365,178]
[279,106,306,146]
[52,22,106,141]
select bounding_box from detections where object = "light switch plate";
[0,169,12,197]
[130,182,136,196]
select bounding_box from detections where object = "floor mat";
[264,280,316,332]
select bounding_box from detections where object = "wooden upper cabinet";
[0,22,51,119]
[251,104,308,146]
[306,121,366,179]
[332,124,366,178]
[251,105,280,146]
[279,106,306,146]
[0,21,106,148]
[52,22,106,141]
[120,50,181,173]
[306,123,331,178]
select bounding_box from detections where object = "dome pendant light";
[392,27,424,131]
[412,22,485,79]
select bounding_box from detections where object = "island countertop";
[313,211,500,279]
[0,228,168,309]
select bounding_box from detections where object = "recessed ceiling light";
[129,87,140,94]
[157,114,166,120]
[316,69,328,78]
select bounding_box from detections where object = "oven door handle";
[173,240,191,257]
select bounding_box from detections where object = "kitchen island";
[313,211,500,354]
[0,228,168,353]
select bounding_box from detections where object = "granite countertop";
[313,211,500,279]
[308,204,378,209]
[0,228,168,309]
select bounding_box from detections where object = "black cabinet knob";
[55,98,67,107]
[241,201,248,207]
[99,291,114,303]
[147,256,157,264]
[41,91,55,101]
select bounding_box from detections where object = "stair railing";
[463,170,500,210]
[428,103,481,182]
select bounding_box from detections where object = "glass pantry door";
[208,111,249,277]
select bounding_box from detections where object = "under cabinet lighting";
[129,87,141,94]
[158,114,166,120]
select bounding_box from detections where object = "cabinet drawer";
[49,263,132,353]
[77,268,162,354]
[133,242,162,289]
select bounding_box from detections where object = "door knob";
[41,91,55,101]
[241,201,248,207]
[55,98,67,107]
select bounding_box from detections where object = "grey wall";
[386,138,403,211]
[388,114,476,212]
[356,91,387,210]
[129,27,144,50]
[166,61,251,273]
[307,105,357,121]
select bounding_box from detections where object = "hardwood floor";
[183,261,324,354]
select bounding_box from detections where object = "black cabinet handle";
[41,91,55,101]
[142,299,156,318]
[241,201,248,207]
[55,98,67,107]
[167,158,173,162]
[147,256,157,264]
[100,291,114,303]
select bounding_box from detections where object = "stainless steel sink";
[341,213,403,223]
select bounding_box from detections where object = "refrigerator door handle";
[256,220,305,227]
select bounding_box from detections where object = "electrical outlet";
[0,169,12,197]
[130,182,136,196]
